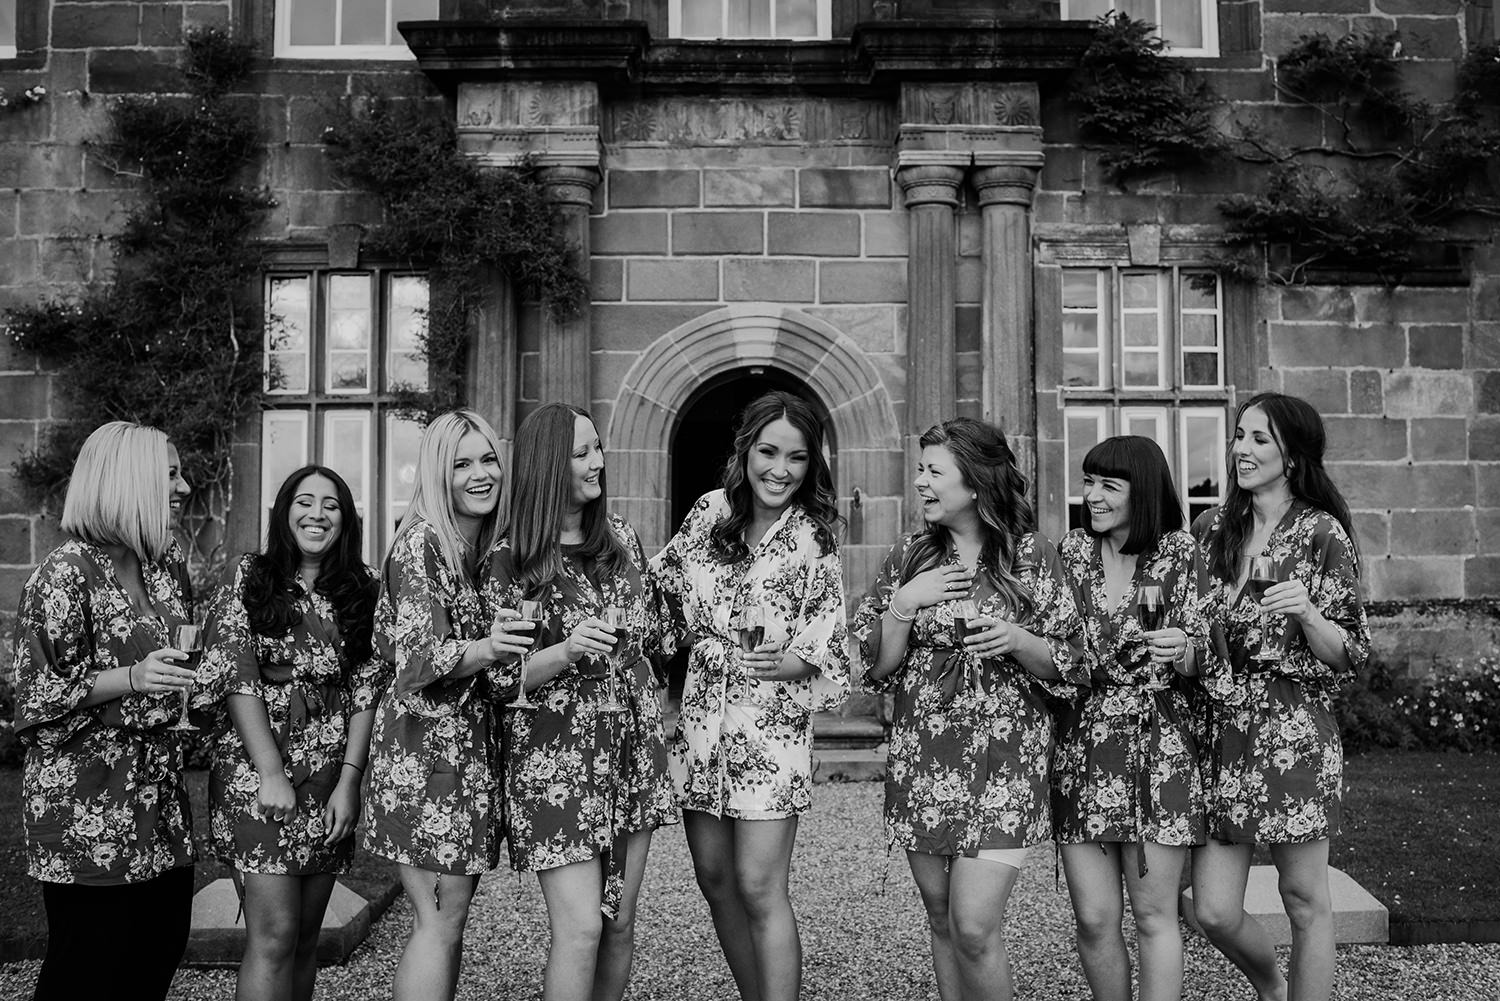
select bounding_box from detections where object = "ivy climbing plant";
[322,98,588,419]
[4,28,271,568]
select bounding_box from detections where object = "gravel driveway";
[3,782,1496,1000]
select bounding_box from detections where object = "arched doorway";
[670,367,830,533]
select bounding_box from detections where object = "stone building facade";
[2,0,1499,677]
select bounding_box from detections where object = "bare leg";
[391,866,480,1001]
[1122,842,1186,1001]
[905,852,962,1001]
[593,829,655,1001]
[236,873,301,1001]
[684,810,761,1001]
[1269,841,1334,1001]
[537,859,606,1001]
[290,873,337,1001]
[1190,843,1287,1001]
[732,816,802,1001]
[947,856,1020,1001]
[1060,843,1129,1001]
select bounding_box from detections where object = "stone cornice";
[400,18,1095,94]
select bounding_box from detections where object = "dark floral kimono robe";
[13,538,195,884]
[1193,501,1370,844]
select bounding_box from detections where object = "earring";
[971,493,977,500]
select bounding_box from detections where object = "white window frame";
[669,0,831,40]
[1061,0,1220,58]
[1,0,16,59]
[273,0,432,60]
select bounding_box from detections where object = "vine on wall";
[322,99,588,419]
[4,29,270,565]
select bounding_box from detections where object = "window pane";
[1122,312,1159,347]
[1122,272,1158,309]
[1182,410,1225,505]
[323,411,371,513]
[1064,353,1102,389]
[385,415,423,547]
[1068,0,1112,19]
[1,0,16,50]
[261,411,309,539]
[1158,0,1203,49]
[388,275,429,391]
[265,276,310,394]
[1062,270,1098,309]
[1180,271,1218,311]
[681,0,720,35]
[775,0,816,36]
[728,0,770,36]
[341,0,387,45]
[289,0,336,45]
[1063,314,1098,350]
[1183,352,1219,388]
[326,274,372,393]
[1122,350,1160,387]
[1065,411,1105,531]
[1182,312,1218,348]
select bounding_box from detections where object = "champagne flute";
[507,599,545,710]
[600,605,629,715]
[1246,556,1281,662]
[169,623,201,731]
[951,598,980,692]
[736,607,766,681]
[1135,584,1165,664]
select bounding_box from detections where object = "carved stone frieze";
[604,97,894,146]
[898,82,1042,128]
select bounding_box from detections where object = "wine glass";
[951,598,980,692]
[736,607,766,680]
[1135,584,1166,664]
[169,623,201,732]
[600,605,630,715]
[507,599,545,710]
[1246,556,1282,662]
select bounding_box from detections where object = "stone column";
[895,162,965,461]
[468,266,517,463]
[972,154,1043,484]
[537,165,599,409]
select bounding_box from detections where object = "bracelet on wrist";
[127,662,139,693]
[341,760,365,775]
[887,603,915,623]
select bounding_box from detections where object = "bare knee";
[602,907,636,948]
[1277,878,1331,931]
[555,907,605,953]
[735,869,790,923]
[245,906,300,960]
[949,911,1003,963]
[693,855,737,903]
[1191,896,1244,941]
[1072,898,1122,945]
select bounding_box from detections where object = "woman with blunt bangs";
[853,417,1083,1001]
[1053,436,1208,1001]
[199,465,381,1001]
[362,410,535,1001]
[13,421,196,1001]
[651,391,850,1001]
[485,403,676,1001]
[1190,393,1369,1001]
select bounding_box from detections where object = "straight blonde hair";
[391,409,505,578]
[59,421,173,563]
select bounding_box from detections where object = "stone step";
[185,877,374,968]
[1180,864,1389,946]
[812,745,887,783]
[812,712,886,748]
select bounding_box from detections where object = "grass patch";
[0,767,398,961]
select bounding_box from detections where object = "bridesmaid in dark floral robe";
[1190,393,1370,1001]
[12,422,195,1001]
[199,466,380,1001]
[360,410,533,1001]
[854,418,1082,1001]
[486,403,677,1001]
[1052,436,1208,1001]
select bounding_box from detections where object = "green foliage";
[3,29,271,562]
[1070,12,1224,181]
[1337,657,1500,754]
[322,98,588,419]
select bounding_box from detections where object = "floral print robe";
[200,555,383,874]
[854,532,1084,855]
[486,515,677,916]
[362,522,500,874]
[1052,529,1207,849]
[13,539,196,885]
[1193,501,1370,844]
[651,490,851,820]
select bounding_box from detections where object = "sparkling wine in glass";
[737,607,766,656]
[170,624,201,732]
[1246,556,1281,662]
[951,598,981,692]
[599,605,629,715]
[507,599,546,710]
[1135,584,1166,632]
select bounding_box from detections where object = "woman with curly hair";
[853,417,1083,1001]
[485,403,676,1001]
[199,465,381,1001]
[652,390,850,1001]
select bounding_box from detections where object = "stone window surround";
[2,0,43,65]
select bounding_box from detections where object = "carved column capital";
[537,164,602,208]
[895,162,966,209]
[971,157,1044,209]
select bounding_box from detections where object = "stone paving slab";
[1180,864,1389,945]
[184,878,373,968]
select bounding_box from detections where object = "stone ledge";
[1180,865,1389,946]
[184,877,382,968]
[812,745,886,783]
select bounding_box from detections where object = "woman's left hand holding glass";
[742,640,816,683]
[487,609,536,662]
[1142,626,1190,667]
[1259,578,1316,623]
[962,615,1024,659]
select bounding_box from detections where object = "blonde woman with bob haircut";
[362,410,536,1001]
[12,421,196,1001]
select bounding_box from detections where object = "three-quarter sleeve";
[1020,532,1088,696]
[384,525,474,704]
[787,544,851,713]
[852,539,908,695]
[650,493,712,650]
[199,557,264,706]
[1303,515,1370,682]
[13,556,101,742]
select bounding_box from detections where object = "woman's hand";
[1142,626,1190,668]
[323,772,360,846]
[256,767,297,824]
[893,565,975,617]
[563,617,618,665]
[130,647,195,694]
[1260,579,1316,624]
[742,641,815,683]
[962,615,1025,659]
[486,610,535,662]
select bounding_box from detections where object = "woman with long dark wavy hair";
[485,403,676,1001]
[853,417,1082,1001]
[199,465,381,1001]
[1190,392,1368,1001]
[651,390,850,1001]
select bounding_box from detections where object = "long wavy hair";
[1081,435,1184,556]
[391,409,506,579]
[708,390,841,564]
[508,403,628,597]
[243,466,378,665]
[1207,392,1359,583]
[899,418,1037,622]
